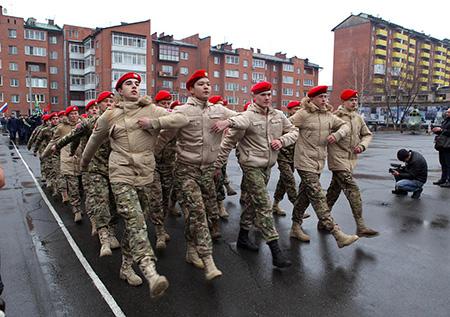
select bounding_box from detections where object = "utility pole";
[27,68,33,115]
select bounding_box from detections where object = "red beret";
[85,100,97,111]
[208,95,223,104]
[243,101,251,111]
[251,81,272,94]
[340,89,358,101]
[222,100,228,106]
[65,105,79,116]
[170,100,182,109]
[48,112,58,120]
[115,72,141,91]
[155,90,172,102]
[81,113,88,119]
[58,110,66,117]
[42,114,50,122]
[307,85,328,98]
[97,91,114,103]
[186,69,208,90]
[287,101,301,109]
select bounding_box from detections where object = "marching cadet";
[32,114,51,185]
[138,69,237,281]
[27,116,46,151]
[213,81,299,268]
[43,106,83,223]
[81,73,177,298]
[326,89,378,237]
[272,100,301,216]
[289,85,359,247]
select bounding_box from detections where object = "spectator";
[390,149,428,199]
[432,108,450,188]
[6,113,19,143]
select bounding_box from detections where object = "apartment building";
[331,13,450,108]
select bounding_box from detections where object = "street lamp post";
[27,68,33,115]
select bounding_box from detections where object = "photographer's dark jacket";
[435,117,450,153]
[398,151,428,183]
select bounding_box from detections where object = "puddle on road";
[430,215,449,229]
[26,214,34,231]
[21,181,36,188]
[24,192,38,197]
[354,173,392,180]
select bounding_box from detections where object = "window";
[70,43,84,54]
[28,64,40,72]
[296,91,300,97]
[85,73,98,86]
[0,93,3,102]
[26,78,47,88]
[282,64,294,72]
[225,55,239,64]
[213,71,220,78]
[225,70,239,78]
[180,82,186,89]
[159,44,179,61]
[85,90,97,100]
[213,84,220,92]
[50,51,58,59]
[391,67,401,76]
[85,55,95,67]
[180,67,189,75]
[214,56,220,64]
[374,64,385,75]
[296,79,300,86]
[112,33,147,49]
[304,68,313,75]
[272,89,277,96]
[8,46,18,55]
[272,77,278,84]
[226,96,239,105]
[25,46,47,56]
[161,65,173,76]
[49,36,57,44]
[252,72,265,82]
[243,73,248,80]
[243,59,248,67]
[70,75,85,85]
[253,59,265,68]
[225,82,239,91]
[303,79,313,86]
[10,79,19,87]
[51,96,58,104]
[112,52,146,65]
[281,100,290,107]
[9,62,18,71]
[282,88,293,96]
[27,94,45,103]
[242,86,248,93]
[50,81,58,89]
[50,67,58,74]
[282,76,294,84]
[8,29,17,38]
[273,65,277,72]
[11,95,20,103]
[111,71,147,85]
[0,76,2,86]
[180,52,189,60]
[24,29,46,41]
[162,80,173,89]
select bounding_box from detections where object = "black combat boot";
[237,228,259,251]
[267,240,292,268]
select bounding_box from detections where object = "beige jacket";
[327,106,372,172]
[290,97,350,173]
[154,96,237,168]
[215,103,299,169]
[81,96,180,186]
[44,121,81,176]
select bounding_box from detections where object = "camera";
[388,163,402,173]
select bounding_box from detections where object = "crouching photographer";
[390,149,428,199]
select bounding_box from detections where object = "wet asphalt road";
[0,132,449,317]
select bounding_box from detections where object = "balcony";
[394,32,408,41]
[376,29,387,37]
[392,61,402,68]
[421,43,431,50]
[419,77,429,83]
[435,46,447,53]
[419,60,430,66]
[433,78,445,85]
[408,56,415,63]
[409,39,416,46]
[376,39,387,46]
[375,88,384,93]
[446,74,450,79]
[408,48,416,54]
[392,51,406,59]
[390,80,399,86]
[373,78,384,84]
[447,66,450,71]
[445,81,450,86]
[158,71,178,78]
[434,54,446,61]
[374,58,386,64]
[392,42,407,50]
[434,70,445,77]
[434,62,446,69]
[374,49,387,56]
[419,85,428,91]
[420,52,430,58]
[421,69,429,75]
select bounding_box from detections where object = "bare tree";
[345,52,371,106]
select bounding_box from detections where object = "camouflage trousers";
[83,172,118,229]
[41,157,53,185]
[240,166,279,242]
[51,154,66,194]
[215,164,227,202]
[111,182,156,264]
[174,163,217,258]
[273,160,297,204]
[65,174,82,214]
[326,171,363,220]
[292,170,336,230]
[158,162,177,215]
[143,169,165,227]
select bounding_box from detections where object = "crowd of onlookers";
[0,113,42,145]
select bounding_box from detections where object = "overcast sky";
[2,0,448,85]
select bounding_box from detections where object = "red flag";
[43,103,51,114]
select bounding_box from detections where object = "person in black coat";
[390,149,428,199]
[6,114,19,143]
[432,108,450,188]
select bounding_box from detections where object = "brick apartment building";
[331,13,450,113]
[0,6,320,114]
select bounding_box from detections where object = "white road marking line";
[13,143,126,317]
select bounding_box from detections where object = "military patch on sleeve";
[76,123,82,130]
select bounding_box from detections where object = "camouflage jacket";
[56,116,110,176]
[34,125,54,155]
[156,137,177,167]
[27,125,45,150]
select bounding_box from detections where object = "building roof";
[332,13,447,44]
[25,18,62,32]
[153,39,197,48]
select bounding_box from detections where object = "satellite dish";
[3,8,7,14]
